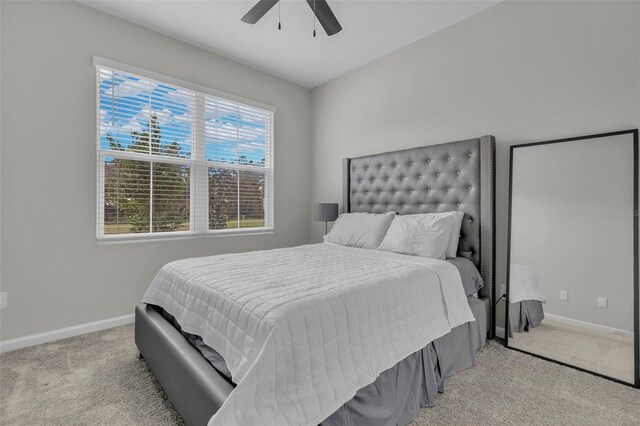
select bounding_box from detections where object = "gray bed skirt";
[156,296,486,426]
[323,296,486,425]
[508,300,545,337]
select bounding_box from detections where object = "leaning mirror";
[505,130,639,387]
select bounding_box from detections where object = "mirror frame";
[504,129,639,388]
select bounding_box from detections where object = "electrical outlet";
[501,285,507,296]
[598,297,608,308]
[0,292,7,309]
[559,290,568,301]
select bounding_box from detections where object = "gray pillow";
[446,257,485,297]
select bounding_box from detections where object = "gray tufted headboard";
[343,136,496,336]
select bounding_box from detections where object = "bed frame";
[135,135,496,426]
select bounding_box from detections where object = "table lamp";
[314,203,339,234]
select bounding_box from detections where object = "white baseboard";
[496,315,633,340]
[0,313,134,353]
[544,313,633,338]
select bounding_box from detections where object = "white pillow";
[446,211,465,258]
[378,214,454,259]
[324,212,396,249]
[395,211,464,258]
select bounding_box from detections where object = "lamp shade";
[314,203,339,222]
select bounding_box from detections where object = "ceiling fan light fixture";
[241,0,342,37]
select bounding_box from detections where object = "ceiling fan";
[241,0,342,36]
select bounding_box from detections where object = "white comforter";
[509,264,547,304]
[143,243,475,426]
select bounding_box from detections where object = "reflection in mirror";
[506,130,639,387]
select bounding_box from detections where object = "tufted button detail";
[346,143,483,253]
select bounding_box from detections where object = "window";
[96,59,274,241]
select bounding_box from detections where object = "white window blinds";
[96,60,274,240]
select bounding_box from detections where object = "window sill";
[96,227,274,245]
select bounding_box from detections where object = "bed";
[508,264,546,336]
[135,135,496,426]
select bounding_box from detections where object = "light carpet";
[509,318,634,384]
[1,325,638,426]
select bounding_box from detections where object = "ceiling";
[81,1,499,88]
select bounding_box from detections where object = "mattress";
[142,243,475,426]
[155,296,486,426]
[446,257,485,297]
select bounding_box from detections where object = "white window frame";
[95,57,275,243]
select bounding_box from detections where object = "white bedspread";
[509,264,547,304]
[142,242,475,426]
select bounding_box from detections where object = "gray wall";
[310,0,640,327]
[511,135,635,331]
[0,1,312,340]
[2,0,640,341]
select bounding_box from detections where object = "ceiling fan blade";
[306,0,342,36]
[241,0,280,24]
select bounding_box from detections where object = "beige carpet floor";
[1,325,638,426]
[509,318,635,384]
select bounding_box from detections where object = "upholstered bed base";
[135,304,233,426]
[136,297,487,426]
